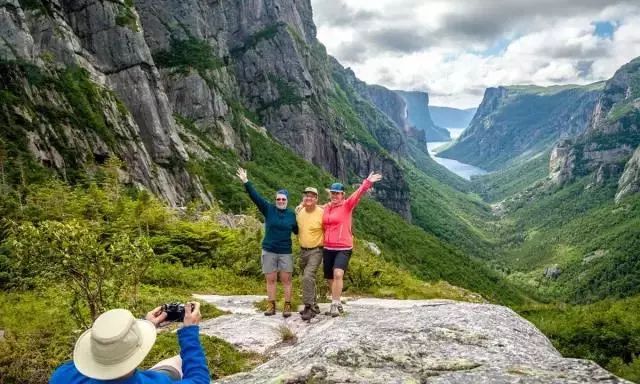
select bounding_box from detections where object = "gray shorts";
[261,250,293,273]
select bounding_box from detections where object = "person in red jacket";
[322,172,382,317]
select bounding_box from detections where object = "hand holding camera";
[145,302,201,327]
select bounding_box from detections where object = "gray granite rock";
[194,295,629,384]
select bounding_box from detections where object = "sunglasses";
[276,198,287,201]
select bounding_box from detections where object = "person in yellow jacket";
[295,186,324,321]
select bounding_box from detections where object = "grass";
[142,332,264,380]
[276,325,297,345]
[471,150,550,203]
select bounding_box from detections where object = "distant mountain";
[439,83,603,171]
[395,91,451,142]
[429,106,477,129]
[549,57,640,201]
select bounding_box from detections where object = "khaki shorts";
[150,355,182,379]
[261,250,293,273]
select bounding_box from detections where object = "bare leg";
[150,355,183,380]
[280,271,292,302]
[331,269,344,301]
[265,272,277,301]
[326,279,333,300]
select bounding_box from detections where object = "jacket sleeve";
[345,179,373,211]
[177,325,210,384]
[292,219,299,235]
[244,181,270,216]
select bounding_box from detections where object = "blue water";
[427,141,488,180]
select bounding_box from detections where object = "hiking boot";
[300,303,320,316]
[264,300,276,316]
[301,305,316,321]
[337,303,344,314]
[283,302,292,318]
[325,303,339,317]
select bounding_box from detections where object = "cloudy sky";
[310,0,640,108]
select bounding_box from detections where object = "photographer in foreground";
[49,302,209,383]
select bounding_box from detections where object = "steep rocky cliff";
[0,0,211,205]
[439,83,603,171]
[429,105,476,130]
[617,146,640,201]
[549,57,640,200]
[0,0,414,218]
[396,90,451,142]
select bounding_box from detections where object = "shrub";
[5,220,153,325]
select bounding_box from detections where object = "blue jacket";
[49,326,209,384]
[244,181,298,254]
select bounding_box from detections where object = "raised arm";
[177,302,210,384]
[237,168,269,215]
[345,172,382,210]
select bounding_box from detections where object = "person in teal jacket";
[49,303,209,384]
[236,167,298,317]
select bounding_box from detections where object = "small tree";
[6,219,154,326]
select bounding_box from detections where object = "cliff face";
[0,0,210,205]
[0,0,414,218]
[617,146,640,201]
[429,106,476,130]
[439,84,602,171]
[549,58,640,199]
[396,90,451,142]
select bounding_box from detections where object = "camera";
[161,302,194,322]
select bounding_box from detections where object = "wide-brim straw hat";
[73,308,156,380]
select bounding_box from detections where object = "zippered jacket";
[322,179,373,250]
[244,181,298,254]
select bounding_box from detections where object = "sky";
[310,0,640,108]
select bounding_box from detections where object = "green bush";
[5,219,153,324]
[520,295,640,382]
[153,37,224,74]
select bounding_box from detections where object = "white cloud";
[311,1,640,108]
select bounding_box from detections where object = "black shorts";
[323,249,352,279]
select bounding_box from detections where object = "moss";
[228,99,262,126]
[54,66,117,146]
[0,89,19,105]
[328,84,383,152]
[259,74,304,111]
[286,25,307,50]
[17,0,51,16]
[231,22,286,56]
[153,37,224,74]
[115,1,139,32]
[607,102,634,122]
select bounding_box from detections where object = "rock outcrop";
[194,295,629,384]
[439,84,602,171]
[396,90,451,142]
[549,57,640,196]
[617,145,640,201]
